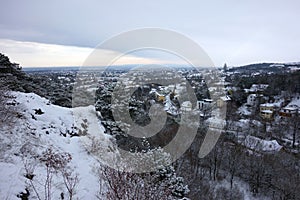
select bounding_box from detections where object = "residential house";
[260,103,275,119]
[181,101,192,112]
[247,94,258,106]
[150,88,166,102]
[243,135,282,152]
[217,96,231,108]
[279,96,300,117]
[197,99,213,110]
[279,105,299,117]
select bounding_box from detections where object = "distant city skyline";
[1,0,300,67]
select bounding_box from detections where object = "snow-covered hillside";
[0,92,115,199]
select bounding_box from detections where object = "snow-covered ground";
[0,92,115,199]
[210,177,269,200]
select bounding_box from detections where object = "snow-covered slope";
[0,92,115,199]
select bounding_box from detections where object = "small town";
[1,1,300,199]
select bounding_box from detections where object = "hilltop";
[227,62,300,74]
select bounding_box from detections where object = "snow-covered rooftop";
[260,103,275,107]
[220,96,231,101]
[244,135,282,152]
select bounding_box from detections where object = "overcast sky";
[0,0,300,67]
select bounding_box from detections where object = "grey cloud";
[0,0,300,66]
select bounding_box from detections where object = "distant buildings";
[246,84,271,107]
[249,84,269,93]
[245,84,269,107]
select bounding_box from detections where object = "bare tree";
[97,165,174,200]
[22,156,42,200]
[291,112,300,148]
[38,148,72,200]
[61,169,79,200]
[21,147,76,200]
[226,144,244,189]
[95,144,189,200]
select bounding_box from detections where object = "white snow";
[288,97,300,108]
[181,101,192,112]
[0,92,115,199]
[211,178,268,200]
[207,116,226,130]
[0,162,26,200]
[164,95,179,115]
[237,104,252,116]
[220,96,231,101]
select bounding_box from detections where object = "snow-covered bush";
[21,147,79,200]
[96,139,190,200]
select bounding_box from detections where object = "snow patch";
[0,92,115,199]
